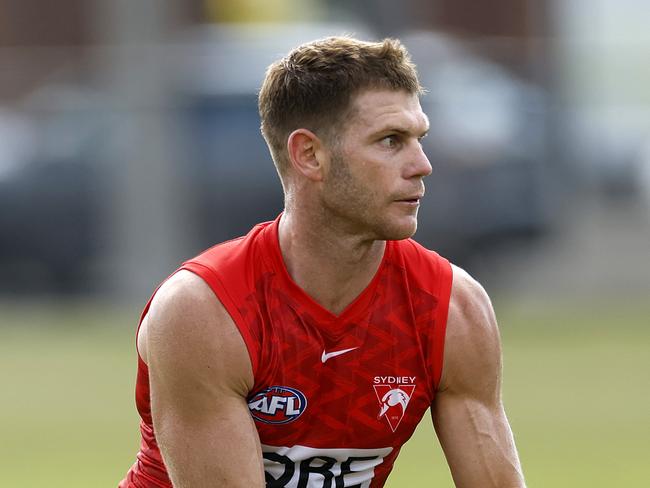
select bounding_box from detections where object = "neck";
[278,207,385,316]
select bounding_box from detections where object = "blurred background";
[1,0,648,486]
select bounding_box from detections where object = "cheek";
[327,170,375,215]
[329,151,392,207]
[361,170,396,201]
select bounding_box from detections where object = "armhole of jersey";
[432,257,453,391]
[180,261,259,379]
[136,302,150,363]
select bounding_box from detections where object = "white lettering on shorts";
[261,444,393,488]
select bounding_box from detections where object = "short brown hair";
[258,36,422,176]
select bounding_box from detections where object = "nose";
[405,141,432,179]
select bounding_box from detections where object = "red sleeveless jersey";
[120,216,452,488]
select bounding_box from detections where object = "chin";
[377,216,418,241]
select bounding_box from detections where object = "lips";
[395,193,424,203]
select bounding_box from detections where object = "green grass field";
[1,299,648,487]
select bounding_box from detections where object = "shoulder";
[449,265,497,334]
[145,270,230,347]
[438,265,501,394]
[152,269,222,314]
[140,270,254,395]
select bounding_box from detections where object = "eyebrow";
[371,113,430,139]
[374,125,429,138]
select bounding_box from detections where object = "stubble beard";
[324,152,418,241]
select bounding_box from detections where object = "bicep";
[146,271,265,487]
[432,266,525,488]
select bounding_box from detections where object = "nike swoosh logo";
[321,347,359,363]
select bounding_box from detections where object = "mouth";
[394,198,421,208]
[395,193,424,205]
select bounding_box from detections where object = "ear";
[287,129,326,182]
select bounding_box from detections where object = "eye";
[379,135,400,149]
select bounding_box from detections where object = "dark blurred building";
[0,1,558,297]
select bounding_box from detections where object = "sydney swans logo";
[373,376,416,432]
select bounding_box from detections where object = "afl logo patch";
[248,386,307,424]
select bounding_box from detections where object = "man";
[120,36,526,487]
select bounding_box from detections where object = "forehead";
[346,89,429,136]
